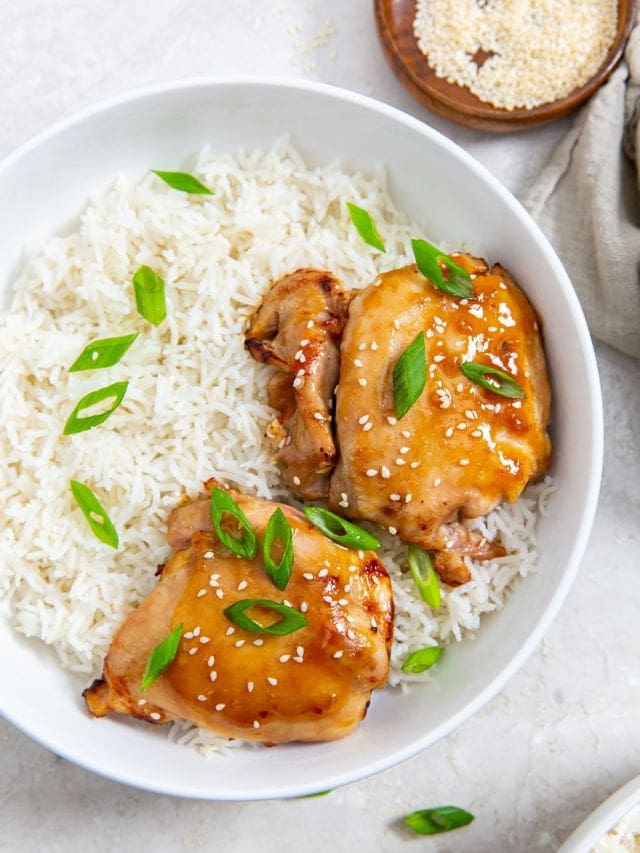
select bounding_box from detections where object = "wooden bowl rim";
[375,0,637,124]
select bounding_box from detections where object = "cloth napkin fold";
[520,26,640,359]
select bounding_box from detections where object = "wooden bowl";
[374,0,637,132]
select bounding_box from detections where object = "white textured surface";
[0,1,637,851]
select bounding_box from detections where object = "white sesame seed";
[434,477,442,486]
[215,703,225,711]
[363,422,373,432]
[204,551,214,559]
[333,651,344,659]
[208,655,215,667]
[279,654,290,663]
[389,526,398,535]
[348,564,358,572]
[354,358,363,367]
[400,446,410,454]
[300,338,310,346]
[300,601,308,613]
[405,494,413,503]
[138,699,147,706]
[358,342,367,351]
[296,646,304,657]
[323,595,333,604]
[193,626,201,637]
[457,382,464,392]
[371,341,379,350]
[252,639,264,647]
[358,414,370,424]
[410,461,420,468]
[339,500,349,508]
[307,319,314,329]
[358,377,367,387]
[358,550,365,559]
[196,589,207,598]
[387,416,397,425]
[433,354,445,362]
[150,712,161,721]
[366,468,378,477]
[390,493,401,501]
[293,656,304,663]
[459,458,470,466]
[402,430,411,438]
[225,626,235,636]
[235,640,245,648]
[313,412,324,421]
[347,628,356,640]
[184,631,194,640]
[216,589,224,600]
[292,475,301,486]
[395,458,406,466]
[267,677,278,686]
[237,580,248,591]
[471,429,482,437]
[318,568,329,578]
[445,426,454,438]
[466,410,477,419]
[457,422,467,430]
[338,598,348,606]
[292,377,303,390]
[253,720,260,729]
[303,572,314,581]
[209,671,218,682]
[199,636,210,644]
[197,695,206,702]
[247,681,254,693]
[381,465,391,479]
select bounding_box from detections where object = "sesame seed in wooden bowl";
[374,0,636,133]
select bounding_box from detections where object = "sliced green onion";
[303,506,380,551]
[263,508,294,591]
[224,599,308,636]
[298,790,333,799]
[408,544,441,609]
[63,380,129,435]
[69,333,138,372]
[141,623,183,693]
[151,170,213,195]
[412,239,474,299]
[460,361,525,399]
[346,202,386,252]
[69,480,119,549]
[401,646,443,674]
[210,488,257,559]
[404,806,475,836]
[133,265,167,327]
[393,331,426,420]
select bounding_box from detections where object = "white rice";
[0,138,552,755]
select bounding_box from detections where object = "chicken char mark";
[84,482,393,744]
[245,268,350,500]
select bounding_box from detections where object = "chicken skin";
[84,483,393,744]
[245,269,350,500]
[328,255,551,584]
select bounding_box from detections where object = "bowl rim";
[0,75,604,799]
[558,774,640,852]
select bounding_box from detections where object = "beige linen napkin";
[520,27,640,359]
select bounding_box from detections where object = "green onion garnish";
[224,599,308,636]
[263,508,294,591]
[69,333,138,372]
[63,380,129,435]
[401,646,443,674]
[303,506,380,551]
[460,361,525,399]
[69,480,119,549]
[298,790,333,799]
[346,202,386,252]
[404,806,475,836]
[151,170,213,195]
[141,623,183,693]
[393,331,426,420]
[412,239,474,299]
[133,265,167,327]
[408,544,441,609]
[210,488,257,559]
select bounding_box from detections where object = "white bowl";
[0,78,603,800]
[559,775,640,852]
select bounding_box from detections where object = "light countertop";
[1,2,638,851]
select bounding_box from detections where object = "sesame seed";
[457,422,467,430]
[344,583,351,592]
[358,378,367,387]
[293,656,304,663]
[358,414,370,424]
[313,412,324,420]
[226,627,235,636]
[354,358,363,367]
[388,526,398,535]
[395,458,406,466]
[445,426,454,438]
[215,703,225,711]
[339,499,349,508]
[338,598,348,606]
[184,631,194,640]
[204,551,214,559]
[400,446,410,454]
[323,595,333,604]
[358,550,365,559]
[459,458,470,466]
[347,628,356,640]
[247,681,254,693]
[209,671,218,682]
[138,700,147,706]
[196,589,207,598]
[237,580,248,591]
[466,410,477,419]
[300,601,308,613]
[296,646,304,657]
[348,564,358,572]
[199,636,210,644]
[471,429,482,437]
[292,377,303,389]
[253,720,260,729]
[381,465,391,479]
[387,416,397,425]
[318,568,329,578]
[193,626,201,637]
[456,382,464,392]
[293,475,301,486]
[402,430,411,438]
[267,677,278,686]
[216,589,224,600]
[279,654,290,663]
[300,338,310,346]
[358,342,367,351]
[366,468,378,477]
[434,477,442,486]
[150,712,161,721]
[208,655,215,667]
[410,461,420,469]
[371,341,379,350]
[405,494,413,503]
[303,572,314,581]
[197,695,206,702]
[333,651,344,659]
[253,639,264,646]
[390,493,401,501]
[363,422,373,432]
[433,354,445,363]
[306,319,314,329]
[235,640,245,648]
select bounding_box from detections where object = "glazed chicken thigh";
[328,255,551,584]
[245,269,350,500]
[85,483,393,744]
